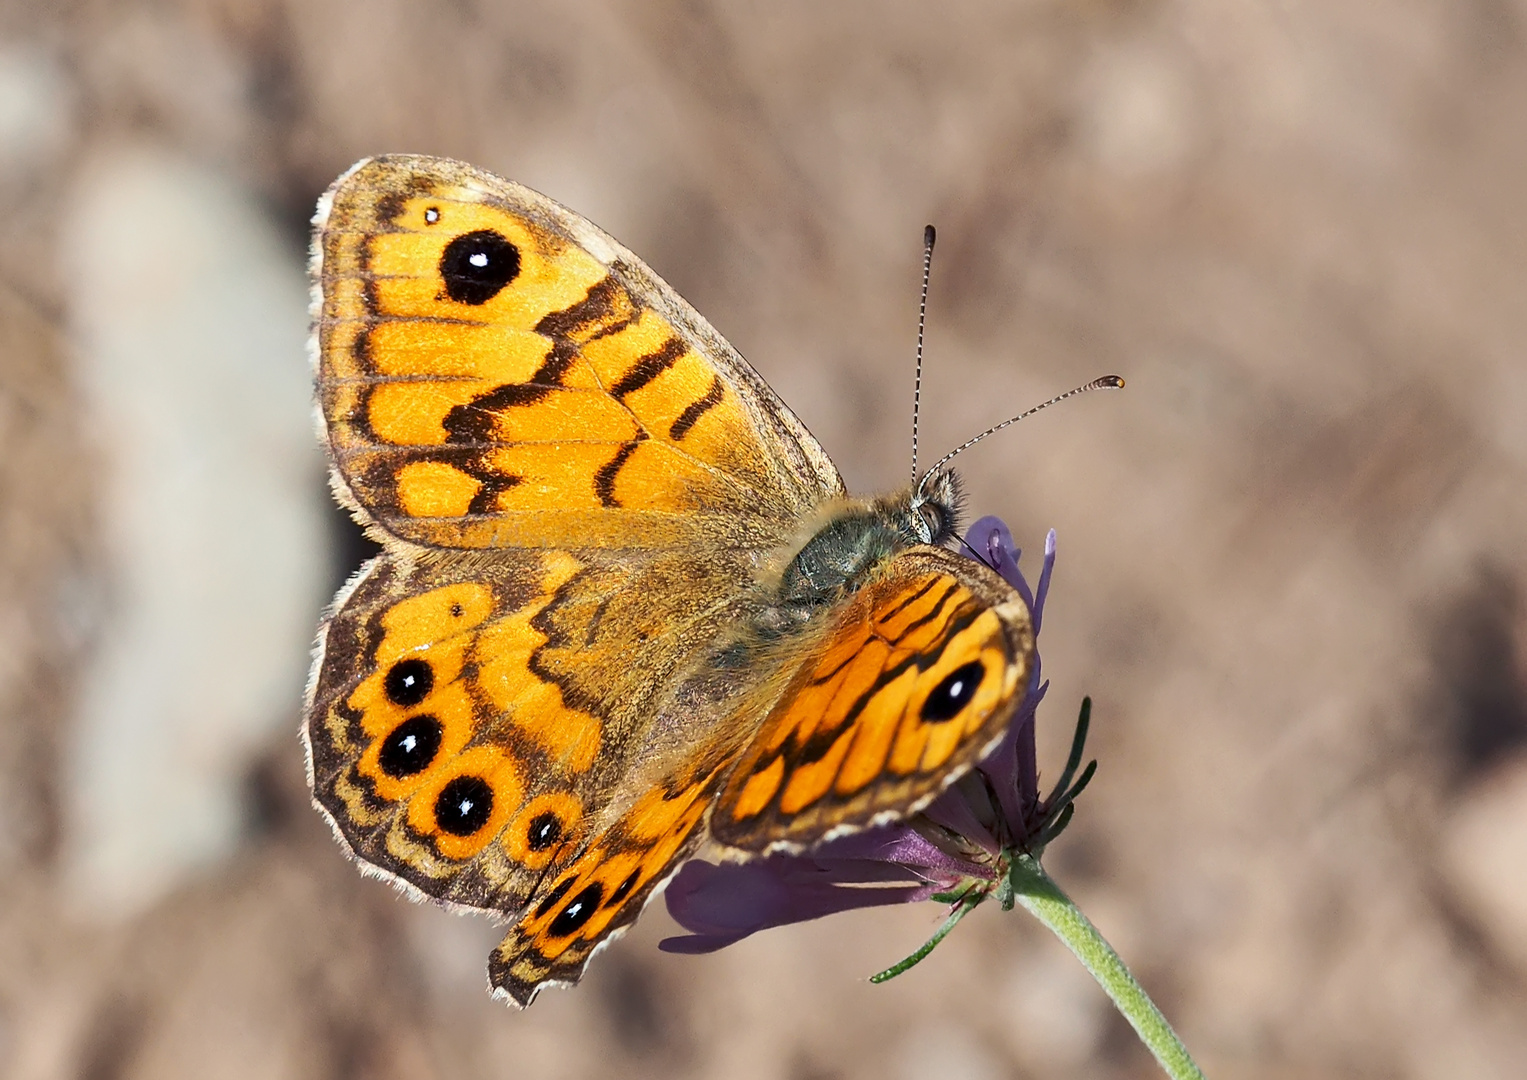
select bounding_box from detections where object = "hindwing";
[304,544,751,914]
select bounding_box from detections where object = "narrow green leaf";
[870,894,982,984]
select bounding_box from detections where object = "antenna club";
[1093,375,1124,389]
[924,224,936,248]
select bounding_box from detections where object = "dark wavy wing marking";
[711,548,1033,852]
[314,155,845,552]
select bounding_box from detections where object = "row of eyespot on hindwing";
[356,583,1004,858]
[359,651,585,868]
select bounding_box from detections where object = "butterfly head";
[900,467,963,547]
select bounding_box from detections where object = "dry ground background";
[2,1,1527,1078]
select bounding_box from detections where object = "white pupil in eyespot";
[401,734,417,752]
[469,252,489,268]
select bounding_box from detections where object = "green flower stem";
[1008,852,1206,1080]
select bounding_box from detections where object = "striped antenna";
[910,224,936,487]
[915,375,1125,497]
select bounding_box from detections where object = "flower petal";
[1032,528,1056,632]
[924,780,1001,854]
[966,515,1031,608]
[812,823,991,879]
[660,857,937,953]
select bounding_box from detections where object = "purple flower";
[661,517,1095,964]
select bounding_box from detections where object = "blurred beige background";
[3,1,1526,1078]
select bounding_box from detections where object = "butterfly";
[303,155,1036,1006]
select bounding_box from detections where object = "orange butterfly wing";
[487,753,730,1004]
[313,154,841,550]
[712,547,1034,851]
[306,548,752,917]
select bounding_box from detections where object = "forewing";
[711,547,1035,851]
[313,154,842,550]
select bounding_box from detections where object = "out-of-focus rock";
[61,145,325,918]
[0,41,73,186]
[1441,754,1527,972]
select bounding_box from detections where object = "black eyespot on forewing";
[435,775,494,835]
[548,883,604,938]
[526,811,562,851]
[377,714,443,777]
[608,870,640,906]
[534,875,575,919]
[384,658,433,706]
[922,661,985,723]
[439,229,521,304]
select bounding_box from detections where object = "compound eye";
[916,502,946,543]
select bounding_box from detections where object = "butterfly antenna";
[916,375,1125,496]
[910,224,936,487]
